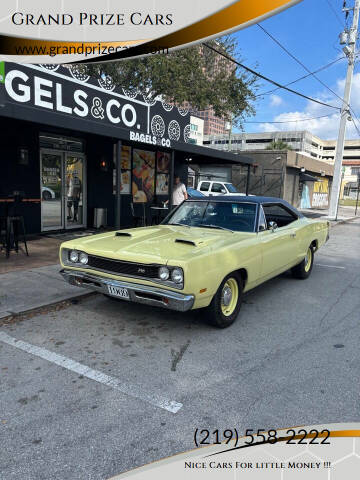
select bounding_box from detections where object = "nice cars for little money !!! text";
[59,196,330,328]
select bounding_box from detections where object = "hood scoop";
[175,238,198,247]
[115,232,132,238]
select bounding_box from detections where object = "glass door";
[40,150,86,231]
[65,154,86,229]
[40,150,64,231]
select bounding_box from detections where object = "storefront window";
[114,147,171,203]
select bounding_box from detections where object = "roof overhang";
[173,142,254,166]
[300,173,319,182]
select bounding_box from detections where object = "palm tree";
[268,140,292,150]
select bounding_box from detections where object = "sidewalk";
[0,264,90,319]
[0,232,98,319]
[300,205,358,224]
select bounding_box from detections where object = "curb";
[330,216,358,227]
[0,291,95,323]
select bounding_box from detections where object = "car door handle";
[290,233,296,238]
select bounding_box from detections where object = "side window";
[258,206,267,231]
[199,182,210,192]
[211,183,225,193]
[262,204,297,228]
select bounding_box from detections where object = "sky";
[232,0,360,140]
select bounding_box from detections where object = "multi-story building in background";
[203,130,360,165]
[189,115,204,145]
[202,129,360,204]
[192,108,228,135]
[181,102,228,136]
[182,41,234,136]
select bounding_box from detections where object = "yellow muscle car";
[59,196,330,328]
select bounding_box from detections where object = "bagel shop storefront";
[0,62,254,234]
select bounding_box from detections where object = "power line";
[256,56,346,97]
[257,23,345,105]
[203,43,341,111]
[244,114,336,124]
[256,22,360,140]
[351,116,360,136]
[325,0,346,27]
[349,108,360,132]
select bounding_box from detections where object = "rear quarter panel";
[296,218,329,259]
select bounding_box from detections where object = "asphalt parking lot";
[1,219,360,480]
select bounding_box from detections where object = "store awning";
[300,173,319,182]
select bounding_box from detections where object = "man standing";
[172,175,188,208]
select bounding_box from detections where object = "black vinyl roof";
[186,195,304,217]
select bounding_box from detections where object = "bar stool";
[0,215,7,253]
[130,202,146,227]
[5,193,29,258]
[6,215,29,257]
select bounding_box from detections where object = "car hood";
[63,225,254,263]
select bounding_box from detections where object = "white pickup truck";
[197,180,246,197]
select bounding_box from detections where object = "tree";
[268,140,292,150]
[82,37,258,128]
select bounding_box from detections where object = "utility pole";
[355,172,360,215]
[227,115,233,152]
[329,0,360,219]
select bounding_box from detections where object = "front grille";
[87,255,159,279]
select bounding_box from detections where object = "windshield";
[163,201,257,232]
[225,183,239,193]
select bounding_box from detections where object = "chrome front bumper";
[60,269,195,312]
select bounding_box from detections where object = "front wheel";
[291,245,314,279]
[42,190,51,201]
[205,273,243,328]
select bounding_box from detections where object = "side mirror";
[268,221,278,232]
[221,188,226,194]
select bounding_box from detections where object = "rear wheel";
[291,245,314,279]
[206,273,243,328]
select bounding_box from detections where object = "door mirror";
[268,221,278,232]
[221,188,226,193]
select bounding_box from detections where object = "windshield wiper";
[169,222,190,228]
[200,224,234,232]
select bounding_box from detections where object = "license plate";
[107,285,130,299]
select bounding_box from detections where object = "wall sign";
[0,62,191,147]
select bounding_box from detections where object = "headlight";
[171,268,183,284]
[69,250,79,263]
[159,266,170,281]
[79,252,88,265]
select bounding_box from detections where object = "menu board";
[132,149,155,203]
[120,146,131,194]
[121,146,131,170]
[156,152,170,173]
[156,174,169,195]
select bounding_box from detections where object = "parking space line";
[0,331,182,414]
[315,264,346,270]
